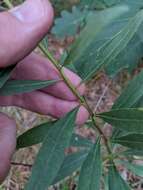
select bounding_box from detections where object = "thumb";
[0,0,54,68]
[0,113,16,183]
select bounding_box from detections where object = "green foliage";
[53,150,88,185]
[80,0,120,9]
[98,108,143,133]
[3,0,143,189]
[65,5,128,80]
[0,65,16,88]
[77,138,102,190]
[112,133,143,149]
[52,6,87,38]
[108,165,131,189]
[17,121,93,149]
[113,71,143,109]
[25,108,78,190]
[0,80,57,96]
[117,160,143,177]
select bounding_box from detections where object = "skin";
[0,0,89,183]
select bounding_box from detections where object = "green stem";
[39,44,112,155]
[91,116,112,155]
[39,43,85,105]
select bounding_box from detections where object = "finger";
[0,92,89,125]
[0,0,53,68]
[0,113,16,183]
[12,53,85,101]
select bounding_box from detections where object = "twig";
[94,81,111,112]
[39,45,113,155]
[11,162,32,168]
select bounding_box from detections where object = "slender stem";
[11,162,32,168]
[39,44,112,155]
[91,116,112,155]
[39,43,85,105]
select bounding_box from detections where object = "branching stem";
[5,1,113,157]
[39,43,113,156]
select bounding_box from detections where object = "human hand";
[0,0,89,183]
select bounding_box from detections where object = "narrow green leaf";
[40,35,48,49]
[0,65,16,88]
[17,122,93,149]
[25,108,78,190]
[113,71,143,109]
[117,160,143,177]
[70,134,93,148]
[53,150,88,185]
[77,138,102,190]
[112,71,143,139]
[98,108,143,133]
[16,121,55,149]
[65,5,128,74]
[108,165,131,190]
[0,80,56,96]
[123,149,143,156]
[103,175,109,190]
[84,9,143,81]
[112,134,143,149]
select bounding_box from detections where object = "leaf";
[40,35,48,50]
[77,138,102,190]
[111,70,143,139]
[117,160,143,177]
[80,0,130,9]
[25,108,78,190]
[112,134,143,149]
[98,108,143,133]
[65,5,128,80]
[103,175,109,190]
[17,121,93,149]
[70,134,93,148]
[113,71,143,109]
[53,150,88,185]
[108,165,131,190]
[16,121,55,149]
[123,149,143,156]
[0,80,56,96]
[105,34,143,77]
[0,65,16,88]
[51,6,87,38]
[84,9,143,81]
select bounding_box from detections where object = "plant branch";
[4,1,113,157]
[39,43,112,156]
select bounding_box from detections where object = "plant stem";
[91,116,112,154]
[4,1,113,157]
[39,44,112,155]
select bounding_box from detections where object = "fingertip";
[0,113,16,183]
[76,106,89,126]
[10,0,54,28]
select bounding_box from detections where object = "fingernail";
[10,0,42,22]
